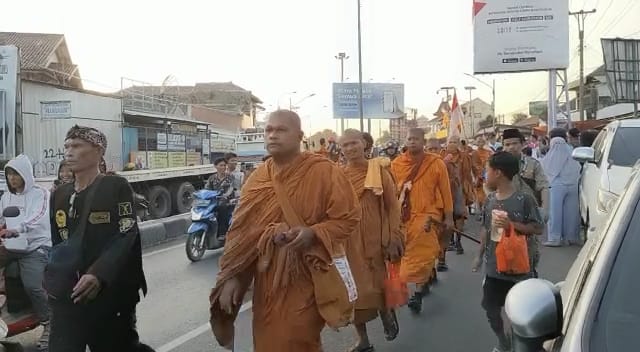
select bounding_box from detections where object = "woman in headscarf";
[541,131,582,247]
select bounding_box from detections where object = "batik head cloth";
[65,125,108,151]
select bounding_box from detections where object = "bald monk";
[209,110,360,352]
[339,129,404,351]
[442,135,474,255]
[471,136,493,216]
[391,128,454,314]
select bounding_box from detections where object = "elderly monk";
[391,128,454,314]
[339,129,404,351]
[442,135,474,255]
[471,136,493,216]
[209,110,360,352]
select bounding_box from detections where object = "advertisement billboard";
[333,83,405,119]
[473,0,569,74]
[0,45,19,160]
[529,100,548,117]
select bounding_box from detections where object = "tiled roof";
[0,32,64,69]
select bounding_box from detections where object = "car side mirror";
[572,147,595,163]
[2,206,20,218]
[505,279,563,352]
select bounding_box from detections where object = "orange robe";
[391,153,453,284]
[342,160,404,324]
[471,148,493,204]
[209,153,360,352]
[442,149,474,206]
[316,145,329,157]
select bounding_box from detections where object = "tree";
[512,113,529,124]
[478,115,495,129]
[375,130,392,146]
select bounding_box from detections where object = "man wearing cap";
[48,125,152,351]
[501,128,549,276]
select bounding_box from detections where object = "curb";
[139,214,191,249]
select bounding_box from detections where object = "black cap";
[502,128,524,141]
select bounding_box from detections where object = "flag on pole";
[449,92,464,138]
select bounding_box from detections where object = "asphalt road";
[6,219,581,352]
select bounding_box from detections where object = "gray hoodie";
[1,154,52,251]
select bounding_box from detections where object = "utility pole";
[464,86,476,138]
[570,9,596,121]
[335,52,349,133]
[357,0,365,132]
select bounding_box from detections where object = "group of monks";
[208,110,494,352]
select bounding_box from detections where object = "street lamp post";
[464,73,496,130]
[357,0,365,132]
[335,52,349,133]
[290,93,316,111]
[464,86,476,137]
[277,91,297,110]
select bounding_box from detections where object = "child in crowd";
[472,152,543,352]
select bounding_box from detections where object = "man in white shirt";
[224,153,244,198]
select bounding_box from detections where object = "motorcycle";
[0,206,41,342]
[134,192,150,222]
[185,190,234,262]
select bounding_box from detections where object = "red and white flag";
[449,92,464,138]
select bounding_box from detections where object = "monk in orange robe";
[471,136,493,215]
[339,129,404,351]
[391,128,454,314]
[442,135,474,255]
[209,110,360,352]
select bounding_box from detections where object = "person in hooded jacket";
[0,154,52,350]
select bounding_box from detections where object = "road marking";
[155,301,253,352]
[142,243,184,258]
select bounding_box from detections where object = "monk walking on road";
[209,110,361,352]
[391,128,454,314]
[471,136,493,218]
[340,129,405,351]
[442,135,474,255]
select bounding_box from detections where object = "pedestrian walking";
[541,130,582,247]
[47,125,152,352]
[472,152,543,352]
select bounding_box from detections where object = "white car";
[572,119,640,238]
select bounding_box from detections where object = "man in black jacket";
[48,125,152,352]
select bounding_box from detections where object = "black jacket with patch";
[50,175,147,309]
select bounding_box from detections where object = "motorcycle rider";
[0,154,51,351]
[383,140,400,160]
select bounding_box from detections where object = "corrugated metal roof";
[0,32,64,69]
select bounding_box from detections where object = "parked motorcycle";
[0,206,41,341]
[185,190,234,262]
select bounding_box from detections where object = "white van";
[573,119,640,238]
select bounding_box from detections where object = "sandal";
[348,345,375,352]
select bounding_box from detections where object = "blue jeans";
[547,183,580,243]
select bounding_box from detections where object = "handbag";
[45,175,104,301]
[271,178,357,329]
[495,223,531,275]
[384,263,408,308]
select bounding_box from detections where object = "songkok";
[502,128,523,141]
[65,125,108,151]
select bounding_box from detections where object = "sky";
[3,0,640,135]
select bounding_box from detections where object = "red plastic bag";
[384,263,409,308]
[495,223,530,275]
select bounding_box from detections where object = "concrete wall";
[191,105,243,131]
[21,81,124,176]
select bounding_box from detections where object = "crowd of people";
[0,110,592,352]
[209,109,591,352]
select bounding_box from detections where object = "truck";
[0,44,267,219]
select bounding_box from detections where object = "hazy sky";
[3,0,639,134]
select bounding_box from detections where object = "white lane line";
[155,301,253,352]
[142,243,184,258]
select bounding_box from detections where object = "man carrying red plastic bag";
[472,152,544,352]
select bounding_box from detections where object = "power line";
[585,0,614,42]
[600,0,639,36]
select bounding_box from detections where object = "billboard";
[529,100,548,117]
[333,83,404,119]
[473,0,569,74]
[0,45,19,160]
[602,38,640,104]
